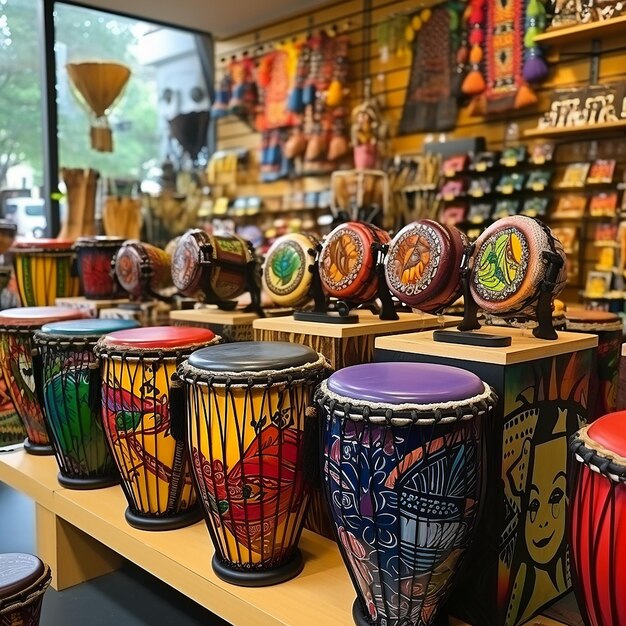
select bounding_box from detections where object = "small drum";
[570,412,626,626]
[566,309,623,420]
[171,229,252,302]
[470,216,567,317]
[12,239,80,306]
[0,220,17,255]
[319,221,390,304]
[177,341,328,586]
[316,362,496,626]
[0,307,86,455]
[74,236,125,299]
[114,241,172,299]
[385,220,468,313]
[263,233,319,308]
[95,326,220,530]
[34,318,140,489]
[0,553,51,626]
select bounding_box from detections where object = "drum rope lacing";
[315,379,497,425]
[566,320,624,333]
[571,426,626,483]
[0,564,51,615]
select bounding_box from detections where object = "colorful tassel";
[523,50,549,83]
[514,84,538,108]
[462,70,486,95]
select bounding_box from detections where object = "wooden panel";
[0,452,61,510]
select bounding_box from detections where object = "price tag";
[503,157,517,168]
[531,182,545,192]
[502,184,514,195]
[475,162,487,172]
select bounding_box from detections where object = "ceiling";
[74,0,332,37]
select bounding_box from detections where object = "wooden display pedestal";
[55,296,130,318]
[170,308,257,342]
[375,326,597,626]
[253,311,457,370]
[99,301,171,326]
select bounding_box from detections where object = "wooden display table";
[100,301,171,326]
[55,296,130,318]
[253,311,457,370]
[170,308,258,342]
[376,327,597,626]
[0,450,577,625]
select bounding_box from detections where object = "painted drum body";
[319,222,389,304]
[34,318,139,489]
[263,233,319,308]
[316,362,496,626]
[94,326,220,530]
[385,219,468,313]
[114,241,172,298]
[570,412,626,626]
[74,236,125,299]
[177,341,328,586]
[470,216,567,317]
[171,229,251,302]
[11,239,80,306]
[0,307,86,455]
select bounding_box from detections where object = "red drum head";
[586,411,626,457]
[12,239,74,252]
[0,306,85,327]
[100,325,217,350]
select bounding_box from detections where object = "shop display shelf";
[524,120,626,139]
[534,15,626,45]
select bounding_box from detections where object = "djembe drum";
[176,341,328,585]
[74,236,125,299]
[0,553,51,626]
[171,229,252,302]
[570,412,626,626]
[316,362,496,626]
[0,307,86,454]
[95,326,220,530]
[34,318,140,488]
[263,233,319,308]
[566,309,623,420]
[11,239,80,306]
[385,219,468,313]
[114,241,172,299]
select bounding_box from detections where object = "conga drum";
[114,241,172,299]
[11,239,80,306]
[570,412,626,626]
[384,220,468,313]
[74,236,125,299]
[0,307,86,455]
[319,221,390,304]
[316,362,497,626]
[34,318,140,489]
[0,553,51,626]
[470,216,567,317]
[177,341,328,585]
[566,309,623,420]
[95,326,220,530]
[263,233,319,308]
[171,229,252,302]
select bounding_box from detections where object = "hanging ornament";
[523,0,549,84]
[461,0,487,96]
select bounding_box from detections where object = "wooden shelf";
[0,450,60,509]
[524,120,626,139]
[534,15,626,46]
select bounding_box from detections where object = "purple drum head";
[327,362,485,404]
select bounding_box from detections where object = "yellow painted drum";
[11,239,80,306]
[262,233,319,308]
[177,341,328,586]
[95,326,220,530]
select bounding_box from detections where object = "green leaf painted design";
[271,245,300,286]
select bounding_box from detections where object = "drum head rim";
[12,238,74,252]
[571,428,626,483]
[0,307,86,327]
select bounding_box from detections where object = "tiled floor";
[0,482,230,626]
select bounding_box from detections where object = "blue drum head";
[40,318,140,336]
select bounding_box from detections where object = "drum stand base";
[57,472,120,490]
[212,549,304,587]
[23,439,54,456]
[124,506,203,531]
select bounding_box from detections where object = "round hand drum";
[171,229,252,302]
[470,216,567,317]
[570,412,626,626]
[74,236,125,299]
[315,362,497,626]
[384,220,467,313]
[114,241,173,299]
[566,309,623,420]
[0,307,86,455]
[0,553,51,626]
[95,326,220,530]
[11,239,80,306]
[319,222,390,304]
[177,341,328,586]
[263,233,319,308]
[34,318,140,489]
